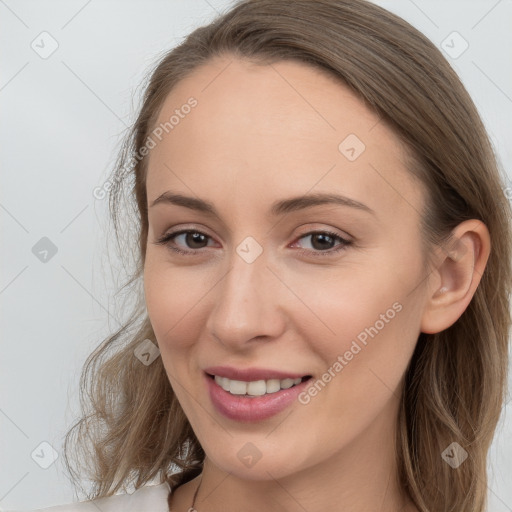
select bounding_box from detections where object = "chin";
[201,434,315,482]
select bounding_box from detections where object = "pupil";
[188,232,207,248]
[312,234,333,250]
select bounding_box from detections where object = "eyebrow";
[150,191,375,217]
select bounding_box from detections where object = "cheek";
[290,264,405,344]
[290,279,419,455]
[143,259,209,410]
[143,256,209,351]
[293,257,422,394]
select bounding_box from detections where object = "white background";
[1,0,511,510]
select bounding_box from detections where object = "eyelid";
[294,223,353,241]
[156,223,218,242]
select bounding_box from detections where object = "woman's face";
[144,56,431,480]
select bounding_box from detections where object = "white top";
[7,482,171,512]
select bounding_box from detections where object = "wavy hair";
[63,1,512,510]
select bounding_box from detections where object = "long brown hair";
[63,1,512,510]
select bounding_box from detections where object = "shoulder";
[7,482,171,512]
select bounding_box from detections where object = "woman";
[14,0,511,511]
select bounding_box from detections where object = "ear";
[420,219,491,334]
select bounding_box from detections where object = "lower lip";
[205,373,311,422]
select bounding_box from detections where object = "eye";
[154,229,215,255]
[153,228,352,257]
[291,230,352,257]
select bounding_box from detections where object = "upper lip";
[204,365,310,382]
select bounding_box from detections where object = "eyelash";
[154,229,352,258]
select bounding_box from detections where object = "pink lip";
[204,372,311,422]
[204,365,308,381]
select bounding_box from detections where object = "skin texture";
[143,56,490,512]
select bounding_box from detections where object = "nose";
[205,249,287,351]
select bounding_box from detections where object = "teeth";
[246,380,266,396]
[229,379,247,395]
[266,379,281,393]
[280,378,295,389]
[214,375,302,396]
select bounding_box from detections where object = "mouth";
[204,370,313,422]
[206,373,312,397]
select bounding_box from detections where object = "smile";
[211,374,306,396]
[204,370,313,422]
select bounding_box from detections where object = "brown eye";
[293,230,352,257]
[308,233,337,250]
[154,229,213,255]
[181,232,209,249]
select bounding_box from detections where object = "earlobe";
[420,219,491,334]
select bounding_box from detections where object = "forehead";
[146,56,425,222]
